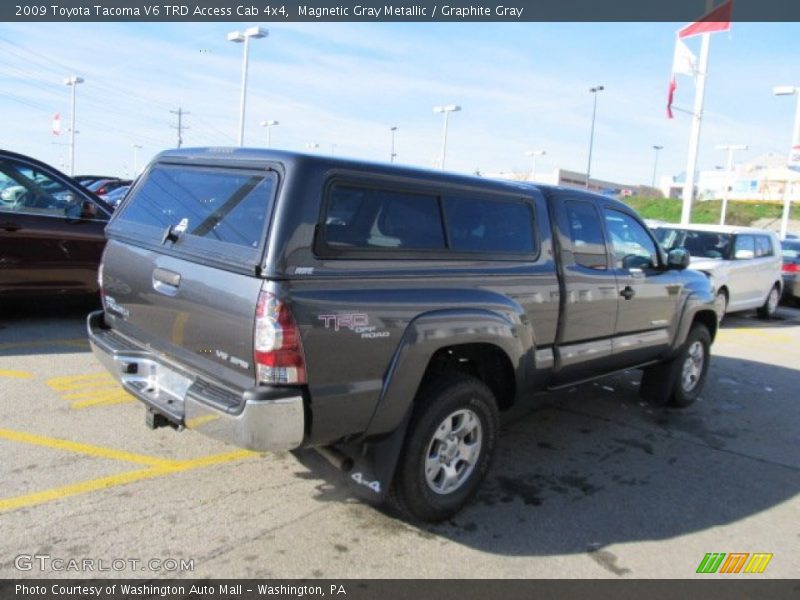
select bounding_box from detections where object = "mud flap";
[334,409,412,504]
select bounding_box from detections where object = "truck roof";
[152,147,632,212]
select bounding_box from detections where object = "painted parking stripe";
[0,428,175,468]
[0,369,34,379]
[46,373,135,409]
[0,449,256,514]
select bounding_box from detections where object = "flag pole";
[680,30,711,225]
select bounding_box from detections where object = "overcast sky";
[0,21,798,184]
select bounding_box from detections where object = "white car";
[652,224,783,322]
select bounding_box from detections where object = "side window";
[324,185,445,250]
[734,235,756,260]
[604,209,659,270]
[444,196,535,254]
[0,161,77,217]
[564,200,607,269]
[755,235,774,258]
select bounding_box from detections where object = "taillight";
[783,262,799,273]
[254,289,306,385]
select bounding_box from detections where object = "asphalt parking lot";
[1,301,799,579]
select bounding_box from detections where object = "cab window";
[564,200,607,269]
[603,209,659,269]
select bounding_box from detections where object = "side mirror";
[734,249,754,260]
[667,247,691,270]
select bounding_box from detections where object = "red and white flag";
[666,39,697,118]
[678,0,733,39]
[52,113,61,136]
[667,0,733,118]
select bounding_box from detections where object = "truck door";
[549,193,619,383]
[601,207,681,363]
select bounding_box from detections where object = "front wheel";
[388,373,499,523]
[757,285,780,320]
[640,324,711,408]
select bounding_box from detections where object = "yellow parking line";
[70,394,135,410]
[0,450,257,514]
[0,369,34,379]
[0,429,175,468]
[47,373,113,390]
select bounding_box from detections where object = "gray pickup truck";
[88,148,717,522]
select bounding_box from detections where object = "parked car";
[87,178,131,198]
[102,184,131,208]
[652,224,783,322]
[89,148,717,522]
[781,238,800,305]
[0,149,112,297]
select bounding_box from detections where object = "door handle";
[0,221,20,232]
[152,268,181,296]
[620,286,635,300]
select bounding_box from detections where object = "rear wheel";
[757,285,780,320]
[388,373,498,523]
[640,324,711,408]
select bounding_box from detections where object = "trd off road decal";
[317,313,390,339]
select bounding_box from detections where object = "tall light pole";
[774,85,800,239]
[228,26,267,147]
[64,75,84,176]
[525,150,546,182]
[260,120,278,147]
[715,144,747,225]
[586,86,604,189]
[433,104,460,170]
[651,145,664,189]
[390,126,398,163]
[131,144,142,175]
[331,143,337,156]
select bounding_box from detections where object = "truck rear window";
[117,165,276,250]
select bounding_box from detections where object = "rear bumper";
[87,310,305,452]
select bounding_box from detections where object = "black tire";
[640,324,711,408]
[388,373,499,523]
[757,284,780,320]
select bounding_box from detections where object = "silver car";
[653,224,783,322]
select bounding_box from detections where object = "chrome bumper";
[87,311,305,452]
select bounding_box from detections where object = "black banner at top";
[3,0,800,22]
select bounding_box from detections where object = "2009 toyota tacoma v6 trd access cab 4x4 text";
[89,148,717,522]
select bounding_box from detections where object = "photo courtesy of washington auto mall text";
[1,0,799,598]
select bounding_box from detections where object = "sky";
[0,21,798,185]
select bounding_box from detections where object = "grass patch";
[623,197,800,226]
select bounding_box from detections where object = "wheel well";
[420,343,516,411]
[692,310,718,342]
[716,286,728,300]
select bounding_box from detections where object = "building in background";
[660,152,800,201]
[485,167,642,198]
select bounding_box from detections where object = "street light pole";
[131,144,142,174]
[65,75,84,176]
[525,150,545,182]
[715,144,747,225]
[774,85,800,239]
[433,104,461,170]
[260,120,278,147]
[228,26,268,147]
[651,145,663,189]
[390,126,398,163]
[586,86,604,189]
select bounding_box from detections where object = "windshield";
[654,228,733,260]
